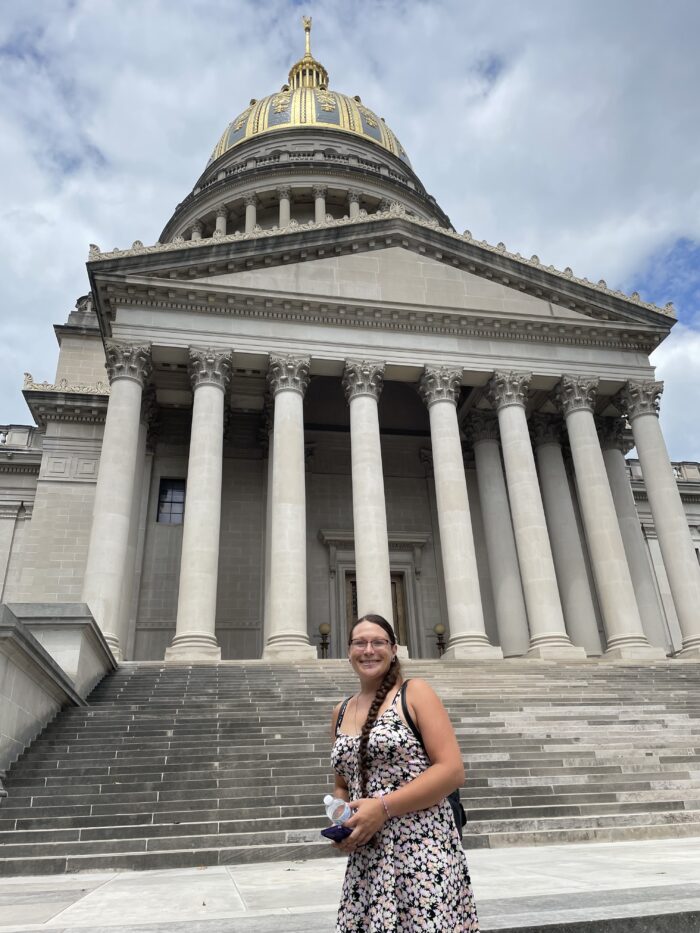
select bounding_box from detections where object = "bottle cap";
[323,794,332,805]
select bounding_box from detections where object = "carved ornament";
[243,193,258,207]
[23,373,110,395]
[105,343,152,388]
[312,185,327,199]
[616,381,663,421]
[419,367,462,408]
[267,355,310,397]
[530,413,564,447]
[188,348,233,391]
[486,371,531,411]
[342,360,385,402]
[465,411,500,445]
[276,186,291,200]
[555,375,599,417]
[347,188,362,204]
[596,416,632,453]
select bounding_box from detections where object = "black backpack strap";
[399,680,428,758]
[335,697,352,736]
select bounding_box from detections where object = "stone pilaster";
[165,348,232,662]
[487,371,584,658]
[420,369,501,659]
[82,342,152,659]
[264,355,316,658]
[555,375,663,658]
[530,413,602,655]
[343,360,395,633]
[617,381,700,655]
[597,416,670,651]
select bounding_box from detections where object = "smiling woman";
[328,613,479,932]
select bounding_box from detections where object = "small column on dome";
[313,186,327,224]
[277,186,292,228]
[191,221,203,241]
[215,208,228,236]
[244,194,258,233]
[348,189,361,220]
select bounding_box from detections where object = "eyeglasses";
[349,638,391,650]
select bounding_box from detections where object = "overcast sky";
[1,0,698,458]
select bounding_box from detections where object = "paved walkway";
[1,838,700,932]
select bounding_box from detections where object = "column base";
[527,634,587,660]
[263,632,318,661]
[442,634,503,660]
[675,635,700,658]
[103,633,124,663]
[604,635,667,660]
[164,631,221,662]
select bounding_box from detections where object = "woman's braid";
[357,658,401,796]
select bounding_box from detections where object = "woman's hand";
[332,797,387,852]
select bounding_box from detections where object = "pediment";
[193,246,589,324]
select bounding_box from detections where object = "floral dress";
[331,690,479,932]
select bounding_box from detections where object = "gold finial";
[302,15,312,56]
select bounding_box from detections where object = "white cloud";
[1,0,699,468]
[651,324,700,461]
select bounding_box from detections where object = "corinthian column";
[313,185,327,224]
[277,186,291,228]
[165,348,231,661]
[244,193,258,233]
[343,360,394,628]
[617,381,700,656]
[597,417,670,651]
[419,369,502,659]
[215,207,228,236]
[530,414,602,655]
[486,371,584,658]
[348,189,361,220]
[555,376,663,658]
[264,356,316,659]
[82,342,152,658]
[467,413,529,656]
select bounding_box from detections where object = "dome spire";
[288,15,329,89]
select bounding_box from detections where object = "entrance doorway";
[344,572,409,647]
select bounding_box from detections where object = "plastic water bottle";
[324,794,352,824]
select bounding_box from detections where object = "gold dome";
[208,17,411,167]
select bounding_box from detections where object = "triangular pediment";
[193,246,588,323]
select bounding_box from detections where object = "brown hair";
[348,614,402,796]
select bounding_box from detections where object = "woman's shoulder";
[401,677,438,700]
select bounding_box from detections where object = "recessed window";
[157,478,186,524]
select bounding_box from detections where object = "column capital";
[105,342,152,388]
[555,374,599,416]
[342,359,385,402]
[465,411,500,445]
[276,185,291,200]
[312,185,327,199]
[486,371,531,410]
[243,192,258,207]
[419,367,462,407]
[530,413,564,447]
[267,355,310,397]
[347,188,362,204]
[191,220,203,237]
[617,380,663,421]
[215,206,228,219]
[596,416,633,453]
[188,348,233,391]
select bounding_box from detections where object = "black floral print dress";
[331,691,479,932]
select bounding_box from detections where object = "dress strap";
[335,696,352,736]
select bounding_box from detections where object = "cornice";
[93,278,663,355]
[24,373,110,395]
[0,450,41,475]
[631,481,700,505]
[88,204,675,326]
[22,391,109,429]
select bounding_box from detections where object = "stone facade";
[1,29,699,664]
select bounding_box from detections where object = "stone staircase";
[1,659,700,875]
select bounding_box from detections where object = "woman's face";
[348,620,397,680]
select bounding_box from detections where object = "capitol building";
[1,18,699,670]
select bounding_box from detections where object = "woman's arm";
[341,680,463,847]
[330,701,350,802]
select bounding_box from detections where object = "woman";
[330,613,479,932]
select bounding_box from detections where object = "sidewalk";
[1,838,699,932]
